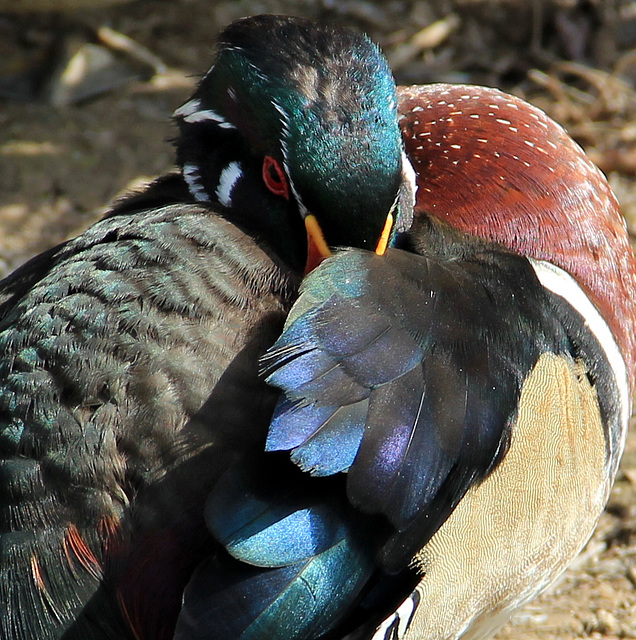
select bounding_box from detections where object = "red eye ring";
[263,155,290,200]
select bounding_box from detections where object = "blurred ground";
[0,0,635,638]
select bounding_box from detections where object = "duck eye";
[263,156,290,200]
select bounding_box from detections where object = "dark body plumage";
[174,209,628,640]
[0,177,300,639]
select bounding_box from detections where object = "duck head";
[174,15,416,272]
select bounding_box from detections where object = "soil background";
[1,1,635,638]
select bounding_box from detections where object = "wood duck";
[0,15,413,640]
[0,14,634,640]
[251,84,636,640]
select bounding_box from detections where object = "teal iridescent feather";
[177,459,376,640]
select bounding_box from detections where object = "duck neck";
[175,111,307,273]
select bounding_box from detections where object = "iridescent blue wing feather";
[263,218,568,571]
[176,458,377,640]
[175,543,373,640]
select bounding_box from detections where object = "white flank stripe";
[529,258,630,441]
[173,99,201,118]
[182,163,209,203]
[402,151,417,196]
[216,162,242,207]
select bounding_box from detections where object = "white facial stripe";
[529,258,630,441]
[286,173,307,217]
[173,99,201,118]
[182,109,237,129]
[216,161,243,207]
[182,163,209,203]
[272,101,292,141]
[272,100,307,215]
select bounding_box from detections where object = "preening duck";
[0,15,411,640]
[0,14,634,640]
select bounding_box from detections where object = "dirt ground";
[1,0,635,638]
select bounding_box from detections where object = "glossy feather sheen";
[175,533,373,640]
[0,195,299,640]
[205,460,352,568]
[264,221,625,639]
[1,16,635,640]
[183,457,377,640]
[219,17,404,247]
[175,16,410,267]
[0,15,415,640]
[264,218,580,571]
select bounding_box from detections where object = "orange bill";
[304,214,332,274]
[375,212,394,256]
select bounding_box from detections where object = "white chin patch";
[216,161,243,207]
[182,163,210,203]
